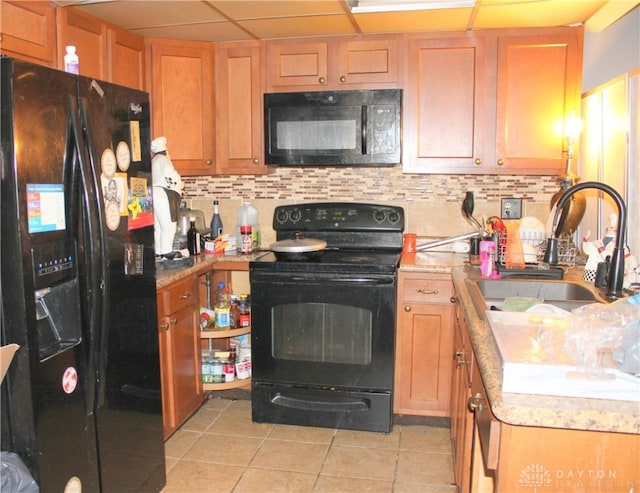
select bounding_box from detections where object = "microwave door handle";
[361,105,367,155]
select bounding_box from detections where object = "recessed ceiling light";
[349,0,476,13]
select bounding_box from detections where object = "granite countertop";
[155,250,268,289]
[400,252,640,435]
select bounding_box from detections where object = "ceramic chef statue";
[151,136,183,257]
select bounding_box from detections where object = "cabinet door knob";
[339,75,347,83]
[206,159,213,165]
[474,158,482,165]
[450,296,458,304]
[318,77,326,84]
[404,305,411,312]
[160,322,170,331]
[468,392,484,412]
[170,318,178,325]
[180,291,192,300]
[455,350,468,366]
[253,157,259,164]
[417,289,438,295]
[497,159,504,166]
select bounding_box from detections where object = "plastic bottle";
[235,201,260,251]
[187,218,200,256]
[64,45,79,74]
[210,200,223,238]
[240,225,253,254]
[237,295,251,328]
[214,282,231,330]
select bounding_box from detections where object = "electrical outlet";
[501,198,522,220]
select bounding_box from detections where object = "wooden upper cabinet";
[147,38,215,176]
[57,7,108,80]
[404,34,490,173]
[494,28,583,173]
[57,6,145,89]
[266,35,400,91]
[404,26,582,175]
[0,1,57,66]
[215,41,267,175]
[108,27,146,90]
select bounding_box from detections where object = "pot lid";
[270,237,327,253]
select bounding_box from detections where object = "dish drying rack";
[497,231,577,267]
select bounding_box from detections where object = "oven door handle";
[285,276,395,284]
[272,394,370,412]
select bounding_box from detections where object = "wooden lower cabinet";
[395,272,455,416]
[450,301,474,492]
[453,288,640,492]
[157,274,204,439]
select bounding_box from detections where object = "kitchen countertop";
[155,251,267,289]
[400,251,640,435]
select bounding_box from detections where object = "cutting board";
[486,311,640,401]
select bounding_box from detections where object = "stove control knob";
[388,212,401,224]
[275,210,288,224]
[373,210,386,223]
[289,209,302,223]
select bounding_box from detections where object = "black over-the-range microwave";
[264,89,402,166]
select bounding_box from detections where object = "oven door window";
[272,303,371,364]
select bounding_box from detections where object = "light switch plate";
[501,198,522,220]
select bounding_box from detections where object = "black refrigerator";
[0,57,166,492]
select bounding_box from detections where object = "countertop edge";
[155,252,267,289]
[450,265,640,435]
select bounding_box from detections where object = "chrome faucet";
[544,181,627,300]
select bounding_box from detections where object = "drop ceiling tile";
[133,21,249,42]
[473,1,606,29]
[76,0,225,29]
[238,14,358,39]
[352,8,473,33]
[210,0,347,20]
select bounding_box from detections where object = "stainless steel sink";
[466,278,604,313]
[475,279,600,302]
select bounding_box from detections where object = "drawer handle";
[160,322,170,331]
[180,291,192,300]
[450,296,458,304]
[318,76,326,84]
[468,392,484,413]
[339,75,347,83]
[417,289,438,295]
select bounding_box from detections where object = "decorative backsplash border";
[183,166,561,203]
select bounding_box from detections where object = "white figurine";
[151,136,183,256]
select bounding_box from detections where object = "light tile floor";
[162,396,456,493]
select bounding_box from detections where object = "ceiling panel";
[210,0,348,20]
[75,1,225,29]
[473,1,607,29]
[135,21,251,42]
[239,14,358,39]
[352,8,474,32]
[63,0,637,42]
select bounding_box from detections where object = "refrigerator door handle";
[71,97,110,412]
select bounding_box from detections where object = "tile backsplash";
[183,166,562,247]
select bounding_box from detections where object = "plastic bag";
[564,295,640,375]
[1,451,39,493]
